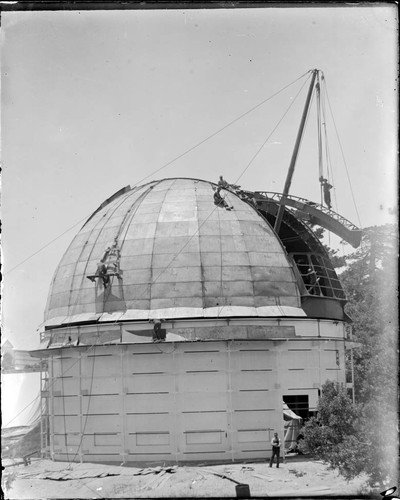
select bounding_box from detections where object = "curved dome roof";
[44,178,302,324]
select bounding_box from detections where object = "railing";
[255,191,360,232]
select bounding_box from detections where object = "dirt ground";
[2,456,370,499]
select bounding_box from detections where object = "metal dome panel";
[44,178,301,323]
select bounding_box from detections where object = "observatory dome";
[44,178,302,324]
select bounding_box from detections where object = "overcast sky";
[1,5,397,425]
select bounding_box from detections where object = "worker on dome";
[218,175,229,189]
[320,177,333,210]
[213,186,233,211]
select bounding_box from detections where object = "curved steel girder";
[254,192,362,248]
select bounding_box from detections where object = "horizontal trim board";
[82,413,119,416]
[183,430,222,434]
[286,388,317,390]
[132,352,162,356]
[132,372,165,375]
[241,449,269,453]
[128,452,172,456]
[82,393,119,397]
[183,350,220,354]
[182,410,226,414]
[239,389,269,392]
[241,369,273,372]
[186,370,219,373]
[53,414,79,417]
[87,354,114,358]
[239,349,270,352]
[234,409,274,412]
[127,392,170,395]
[129,432,169,435]
[183,451,224,455]
[127,412,169,415]
[77,453,121,456]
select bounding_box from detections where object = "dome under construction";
[34,177,358,465]
[45,178,302,324]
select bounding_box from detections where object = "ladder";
[40,360,50,458]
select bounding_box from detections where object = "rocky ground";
[2,456,370,499]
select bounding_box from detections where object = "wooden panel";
[280,367,320,389]
[124,352,171,373]
[81,354,120,377]
[125,393,172,414]
[124,373,174,394]
[237,430,270,444]
[82,415,122,433]
[126,413,172,433]
[177,351,227,372]
[81,376,120,395]
[231,391,276,411]
[185,431,223,445]
[231,350,277,371]
[52,377,80,396]
[280,349,318,369]
[178,372,226,393]
[179,412,227,432]
[231,410,275,429]
[94,433,120,447]
[177,392,227,413]
[52,357,79,377]
[231,371,274,391]
[53,396,80,415]
[81,394,120,414]
[53,416,81,434]
[320,349,339,369]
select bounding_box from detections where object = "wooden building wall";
[47,336,345,464]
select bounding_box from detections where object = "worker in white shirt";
[269,432,281,468]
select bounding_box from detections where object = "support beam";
[274,69,319,235]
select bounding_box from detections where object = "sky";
[1,4,398,425]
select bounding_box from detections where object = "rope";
[320,78,338,213]
[4,215,89,276]
[3,71,320,440]
[316,75,324,182]
[322,74,362,229]
[68,342,98,466]
[148,77,313,309]
[5,72,310,278]
[234,72,312,185]
[136,71,312,186]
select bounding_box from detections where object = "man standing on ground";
[269,432,281,468]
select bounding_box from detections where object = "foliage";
[300,381,397,486]
[339,224,398,402]
[302,224,399,487]
[300,381,368,481]
[305,224,347,268]
[1,470,17,494]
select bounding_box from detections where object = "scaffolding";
[40,359,50,458]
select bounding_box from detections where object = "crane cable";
[316,73,324,206]
[4,71,311,278]
[321,78,338,214]
[3,70,314,430]
[322,74,362,229]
